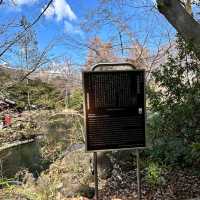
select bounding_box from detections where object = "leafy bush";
[190,143,200,167]
[147,137,192,167]
[68,89,83,111]
[147,36,200,168]
[0,71,11,85]
[7,79,63,110]
[145,162,165,187]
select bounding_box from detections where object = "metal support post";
[136,149,141,200]
[94,152,99,200]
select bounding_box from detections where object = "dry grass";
[0,149,92,200]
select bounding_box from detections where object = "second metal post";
[136,149,141,200]
[94,152,98,200]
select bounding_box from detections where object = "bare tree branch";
[0,0,53,58]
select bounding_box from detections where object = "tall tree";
[18,16,39,109]
[156,0,200,59]
[127,41,150,69]
[85,37,117,70]
[15,16,49,110]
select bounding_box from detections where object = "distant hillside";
[0,64,81,94]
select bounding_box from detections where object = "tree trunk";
[157,0,200,59]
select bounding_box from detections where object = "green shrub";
[147,35,200,168]
[145,162,165,187]
[148,137,192,167]
[68,89,83,111]
[7,79,63,110]
[190,143,200,167]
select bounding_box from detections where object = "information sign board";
[83,69,145,152]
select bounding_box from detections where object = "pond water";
[0,113,84,179]
[0,140,50,179]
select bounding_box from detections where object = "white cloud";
[64,21,84,37]
[13,0,38,6]
[44,0,77,21]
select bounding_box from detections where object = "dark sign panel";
[83,70,145,152]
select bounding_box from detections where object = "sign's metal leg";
[94,152,99,200]
[136,149,141,200]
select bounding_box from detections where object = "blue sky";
[0,0,175,68]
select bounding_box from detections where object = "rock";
[61,174,81,197]
[52,150,93,198]
[77,185,95,198]
[97,152,113,179]
[112,150,136,171]
[60,181,94,198]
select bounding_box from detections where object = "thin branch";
[119,31,124,56]
[0,0,53,58]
